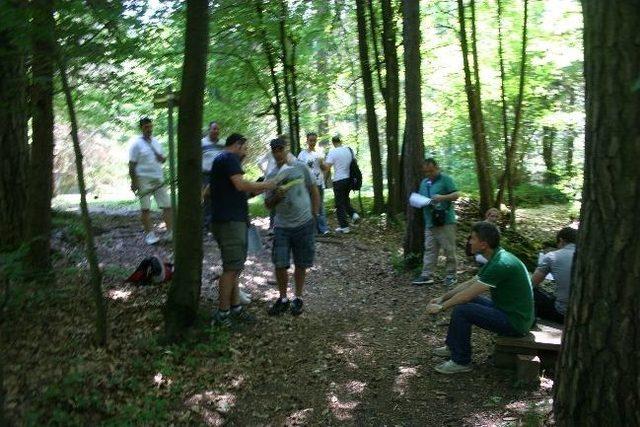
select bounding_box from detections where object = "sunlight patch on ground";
[106,289,132,301]
[393,366,419,396]
[327,392,360,421]
[343,380,367,395]
[153,372,172,388]
[284,408,314,426]
[185,391,236,425]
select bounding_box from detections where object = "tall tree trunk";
[164,0,209,342]
[553,2,640,424]
[495,0,510,208]
[541,125,555,172]
[278,0,299,153]
[25,0,56,277]
[255,0,283,134]
[565,126,575,175]
[289,38,301,155]
[355,0,384,213]
[401,0,425,267]
[381,0,401,217]
[0,1,28,252]
[456,0,493,214]
[59,59,107,346]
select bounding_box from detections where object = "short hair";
[139,116,152,127]
[306,132,317,138]
[225,133,246,147]
[471,221,501,249]
[208,121,219,129]
[424,157,439,168]
[331,135,341,143]
[557,227,577,244]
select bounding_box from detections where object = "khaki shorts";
[138,177,171,210]
[211,221,247,271]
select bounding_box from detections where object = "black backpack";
[347,147,363,191]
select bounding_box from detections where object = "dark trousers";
[534,288,565,323]
[332,178,356,228]
[446,296,523,365]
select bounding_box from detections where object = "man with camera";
[412,158,459,286]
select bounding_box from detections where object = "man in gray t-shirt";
[264,138,320,317]
[532,227,577,323]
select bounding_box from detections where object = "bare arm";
[129,161,138,192]
[427,279,490,314]
[531,270,546,287]
[230,174,275,193]
[310,184,320,216]
[432,191,460,202]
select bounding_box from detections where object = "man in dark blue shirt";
[209,133,275,327]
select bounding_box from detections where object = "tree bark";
[277,0,300,153]
[25,0,56,277]
[401,0,425,267]
[495,0,510,209]
[541,125,555,172]
[456,0,493,214]
[564,126,575,175]
[255,0,283,134]
[164,0,209,342]
[355,0,385,213]
[59,58,107,346]
[553,2,640,424]
[380,0,401,217]
[0,1,28,252]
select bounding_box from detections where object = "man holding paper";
[265,138,320,316]
[412,158,460,286]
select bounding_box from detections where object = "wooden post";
[153,88,180,218]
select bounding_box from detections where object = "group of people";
[412,159,576,374]
[128,117,577,374]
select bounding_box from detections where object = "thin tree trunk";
[367,0,385,97]
[278,0,297,152]
[554,2,640,423]
[59,59,107,346]
[495,0,510,208]
[355,0,385,213]
[456,0,493,214]
[0,1,28,252]
[164,0,209,342]
[541,125,555,172]
[565,126,575,175]
[381,0,401,217]
[255,0,283,134]
[401,0,425,267]
[25,0,56,277]
[289,38,301,155]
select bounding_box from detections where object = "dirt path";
[4,211,554,425]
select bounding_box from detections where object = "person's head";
[556,226,577,248]
[306,132,318,149]
[270,138,289,165]
[422,158,440,180]
[331,135,342,146]
[225,133,248,159]
[139,117,153,138]
[208,121,220,141]
[484,208,501,224]
[470,221,501,254]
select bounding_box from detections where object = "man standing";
[265,138,320,316]
[209,133,276,327]
[128,117,173,245]
[412,158,459,286]
[531,226,577,323]
[202,121,224,230]
[297,132,329,235]
[427,221,534,374]
[324,135,359,233]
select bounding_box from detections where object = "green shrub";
[514,183,569,207]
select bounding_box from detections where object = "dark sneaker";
[267,298,290,316]
[411,275,434,286]
[444,275,458,287]
[290,298,304,316]
[230,307,257,324]
[212,310,233,327]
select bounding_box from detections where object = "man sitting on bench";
[426,221,534,374]
[531,226,577,324]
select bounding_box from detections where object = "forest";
[0,0,638,425]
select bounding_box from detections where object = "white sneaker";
[164,231,173,242]
[432,346,450,358]
[239,290,252,305]
[351,212,360,222]
[434,360,472,374]
[335,227,351,234]
[144,232,160,245]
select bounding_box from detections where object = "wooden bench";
[493,321,563,384]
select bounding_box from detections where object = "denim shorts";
[211,221,247,271]
[272,219,315,268]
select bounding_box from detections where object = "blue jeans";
[445,296,523,365]
[316,185,329,234]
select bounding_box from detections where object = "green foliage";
[514,183,569,207]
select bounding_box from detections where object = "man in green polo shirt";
[412,158,459,287]
[426,221,534,374]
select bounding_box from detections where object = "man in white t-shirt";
[323,135,359,233]
[128,117,173,245]
[297,132,329,235]
[201,121,224,229]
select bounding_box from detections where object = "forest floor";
[2,202,572,426]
